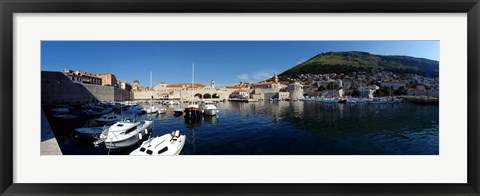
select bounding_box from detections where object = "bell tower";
[211,79,215,89]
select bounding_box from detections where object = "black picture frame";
[1,0,479,195]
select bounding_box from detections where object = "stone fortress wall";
[41,71,131,105]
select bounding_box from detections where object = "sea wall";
[132,91,156,100]
[82,83,132,102]
[41,71,131,105]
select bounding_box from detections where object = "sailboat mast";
[192,63,194,103]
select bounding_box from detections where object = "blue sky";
[41,41,439,88]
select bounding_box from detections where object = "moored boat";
[129,130,186,155]
[94,110,153,149]
[367,98,388,104]
[75,126,108,138]
[174,108,184,116]
[158,107,167,114]
[86,108,112,116]
[185,103,202,118]
[144,105,159,114]
[320,98,338,104]
[52,114,77,120]
[202,102,219,116]
[184,63,202,118]
[51,107,70,113]
[95,113,121,125]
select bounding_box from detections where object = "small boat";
[158,108,167,114]
[202,102,219,116]
[51,107,70,113]
[165,101,181,105]
[52,114,76,120]
[387,97,402,104]
[337,98,347,104]
[95,113,121,125]
[346,98,356,104]
[174,108,184,116]
[184,63,203,118]
[320,98,338,104]
[144,105,159,114]
[367,98,388,104]
[86,108,112,116]
[128,104,143,110]
[184,103,202,118]
[129,130,186,155]
[94,110,153,149]
[75,126,108,138]
[355,98,367,103]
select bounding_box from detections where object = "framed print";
[1,0,479,195]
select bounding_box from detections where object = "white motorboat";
[202,103,219,116]
[346,98,356,104]
[128,104,143,110]
[320,98,338,104]
[158,108,167,114]
[367,98,388,104]
[52,114,76,120]
[86,108,112,116]
[165,101,180,105]
[75,126,108,138]
[387,97,402,104]
[130,130,186,155]
[95,113,121,125]
[51,107,70,113]
[355,98,368,103]
[173,108,183,116]
[145,105,159,114]
[94,110,153,149]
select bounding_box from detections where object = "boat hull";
[75,126,105,138]
[204,109,218,116]
[102,121,153,149]
[174,111,184,116]
[184,107,202,118]
[104,134,144,149]
[130,134,186,155]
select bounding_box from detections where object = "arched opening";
[212,93,220,98]
[194,93,202,100]
[203,93,212,99]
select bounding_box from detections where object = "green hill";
[279,51,439,78]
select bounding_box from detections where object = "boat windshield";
[120,109,141,123]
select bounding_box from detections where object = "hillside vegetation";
[279,51,439,78]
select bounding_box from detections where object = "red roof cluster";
[382,80,407,84]
[407,88,438,92]
[252,81,277,86]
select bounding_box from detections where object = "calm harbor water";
[46,101,439,155]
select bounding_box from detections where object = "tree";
[374,86,392,97]
[393,87,406,96]
[328,82,339,90]
[351,90,360,97]
[406,82,417,89]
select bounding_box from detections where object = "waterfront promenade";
[41,110,62,155]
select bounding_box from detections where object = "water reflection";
[46,101,439,155]
[203,115,219,125]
